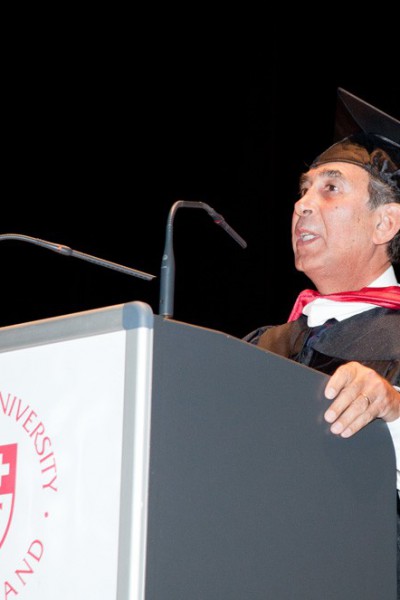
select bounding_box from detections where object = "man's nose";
[294,194,314,217]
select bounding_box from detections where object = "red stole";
[288,286,400,322]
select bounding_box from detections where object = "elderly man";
[245,87,400,587]
[247,89,400,433]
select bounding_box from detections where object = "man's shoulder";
[242,319,308,355]
[242,325,274,346]
[315,307,400,360]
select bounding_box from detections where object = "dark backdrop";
[3,35,399,338]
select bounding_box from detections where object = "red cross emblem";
[0,444,17,549]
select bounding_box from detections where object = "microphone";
[0,233,156,281]
[159,200,247,318]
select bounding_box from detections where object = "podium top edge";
[0,301,154,354]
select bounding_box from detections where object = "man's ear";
[373,203,400,245]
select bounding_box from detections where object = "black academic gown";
[244,307,400,386]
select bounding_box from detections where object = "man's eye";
[299,188,308,197]
[325,183,338,192]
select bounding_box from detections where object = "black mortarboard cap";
[311,88,400,194]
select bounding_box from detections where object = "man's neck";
[367,265,398,287]
[311,264,395,294]
[300,265,399,326]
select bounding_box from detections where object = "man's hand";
[324,361,400,437]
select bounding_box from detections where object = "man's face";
[291,162,381,291]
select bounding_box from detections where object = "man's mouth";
[299,232,317,242]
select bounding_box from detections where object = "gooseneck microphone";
[159,201,247,318]
[0,233,156,280]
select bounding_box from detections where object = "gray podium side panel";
[145,317,397,600]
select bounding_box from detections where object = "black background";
[3,29,399,339]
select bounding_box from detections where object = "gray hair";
[368,175,400,263]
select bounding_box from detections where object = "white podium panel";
[0,302,153,600]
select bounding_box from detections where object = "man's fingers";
[323,361,400,437]
[324,391,372,429]
[336,410,375,438]
[324,362,359,401]
[328,393,376,436]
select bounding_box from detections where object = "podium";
[0,301,397,599]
